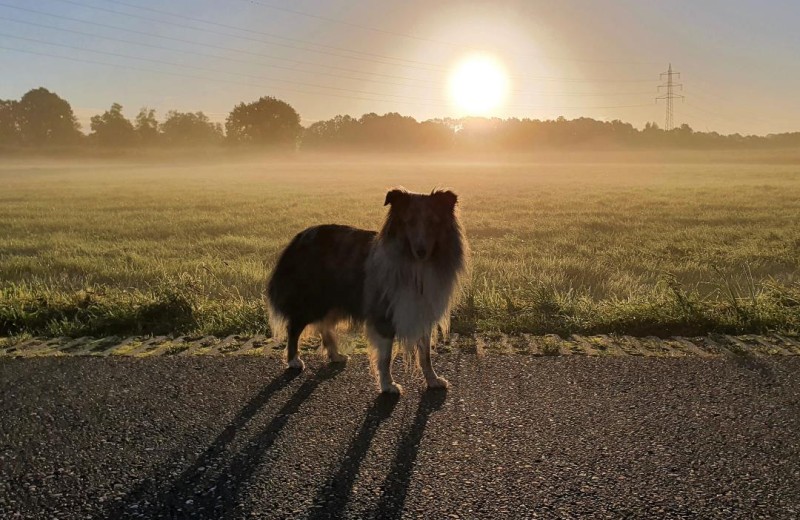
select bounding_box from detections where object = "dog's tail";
[265,271,288,342]
[266,299,288,342]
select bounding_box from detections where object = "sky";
[0,0,798,135]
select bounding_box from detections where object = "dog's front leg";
[367,325,402,394]
[418,334,449,390]
[376,335,402,394]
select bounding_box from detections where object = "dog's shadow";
[308,390,447,520]
[307,393,400,519]
[101,363,344,519]
[373,391,447,519]
[100,366,446,519]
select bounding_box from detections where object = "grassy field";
[1,151,799,339]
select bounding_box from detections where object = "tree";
[300,112,453,151]
[15,87,81,146]
[160,111,223,146]
[134,107,159,145]
[357,112,420,150]
[226,96,301,148]
[90,103,135,147]
[302,115,359,149]
[0,99,20,146]
[417,120,455,150]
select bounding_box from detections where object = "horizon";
[1,1,799,136]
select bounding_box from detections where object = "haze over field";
[1,0,799,135]
[1,154,799,339]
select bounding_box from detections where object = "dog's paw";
[329,353,349,363]
[380,382,403,394]
[287,358,305,371]
[426,376,449,390]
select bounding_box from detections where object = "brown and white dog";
[267,188,468,393]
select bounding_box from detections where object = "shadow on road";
[101,363,343,519]
[372,390,447,519]
[306,390,447,520]
[307,393,401,519]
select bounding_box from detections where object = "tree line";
[1,87,798,151]
[0,87,300,150]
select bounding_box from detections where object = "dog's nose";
[415,247,427,259]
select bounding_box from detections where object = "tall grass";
[1,152,798,338]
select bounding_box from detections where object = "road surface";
[1,352,799,519]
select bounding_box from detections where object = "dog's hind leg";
[367,325,401,394]
[418,333,448,390]
[286,321,305,371]
[321,318,348,363]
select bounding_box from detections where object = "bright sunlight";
[448,54,510,116]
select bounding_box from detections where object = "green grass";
[1,151,799,338]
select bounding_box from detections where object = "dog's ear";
[432,189,458,212]
[384,188,409,207]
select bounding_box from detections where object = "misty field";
[1,151,799,339]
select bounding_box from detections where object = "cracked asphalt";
[1,354,799,519]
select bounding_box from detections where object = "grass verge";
[2,275,797,339]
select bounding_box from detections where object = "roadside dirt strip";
[1,333,799,359]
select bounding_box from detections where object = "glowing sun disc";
[448,54,509,115]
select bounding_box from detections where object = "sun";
[448,54,509,116]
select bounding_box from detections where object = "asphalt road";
[1,354,799,519]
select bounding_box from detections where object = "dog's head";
[383,187,458,261]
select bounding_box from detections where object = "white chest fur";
[366,246,455,342]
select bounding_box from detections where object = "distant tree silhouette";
[134,107,159,146]
[90,103,136,147]
[417,120,455,149]
[359,112,429,150]
[160,111,223,146]
[303,115,360,149]
[305,113,769,151]
[225,96,301,148]
[641,121,663,147]
[0,99,21,146]
[15,87,81,146]
[766,132,800,147]
[302,113,453,150]
[2,86,800,152]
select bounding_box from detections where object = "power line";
[0,16,435,90]
[656,63,683,130]
[0,16,657,98]
[0,32,445,102]
[682,102,746,127]
[683,89,799,126]
[0,4,443,86]
[0,45,656,113]
[182,0,466,49]
[683,101,796,131]
[233,0,494,50]
[51,0,446,71]
[0,3,656,87]
[0,45,445,107]
[37,0,658,84]
[0,30,656,102]
[0,2,659,113]
[232,0,662,65]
